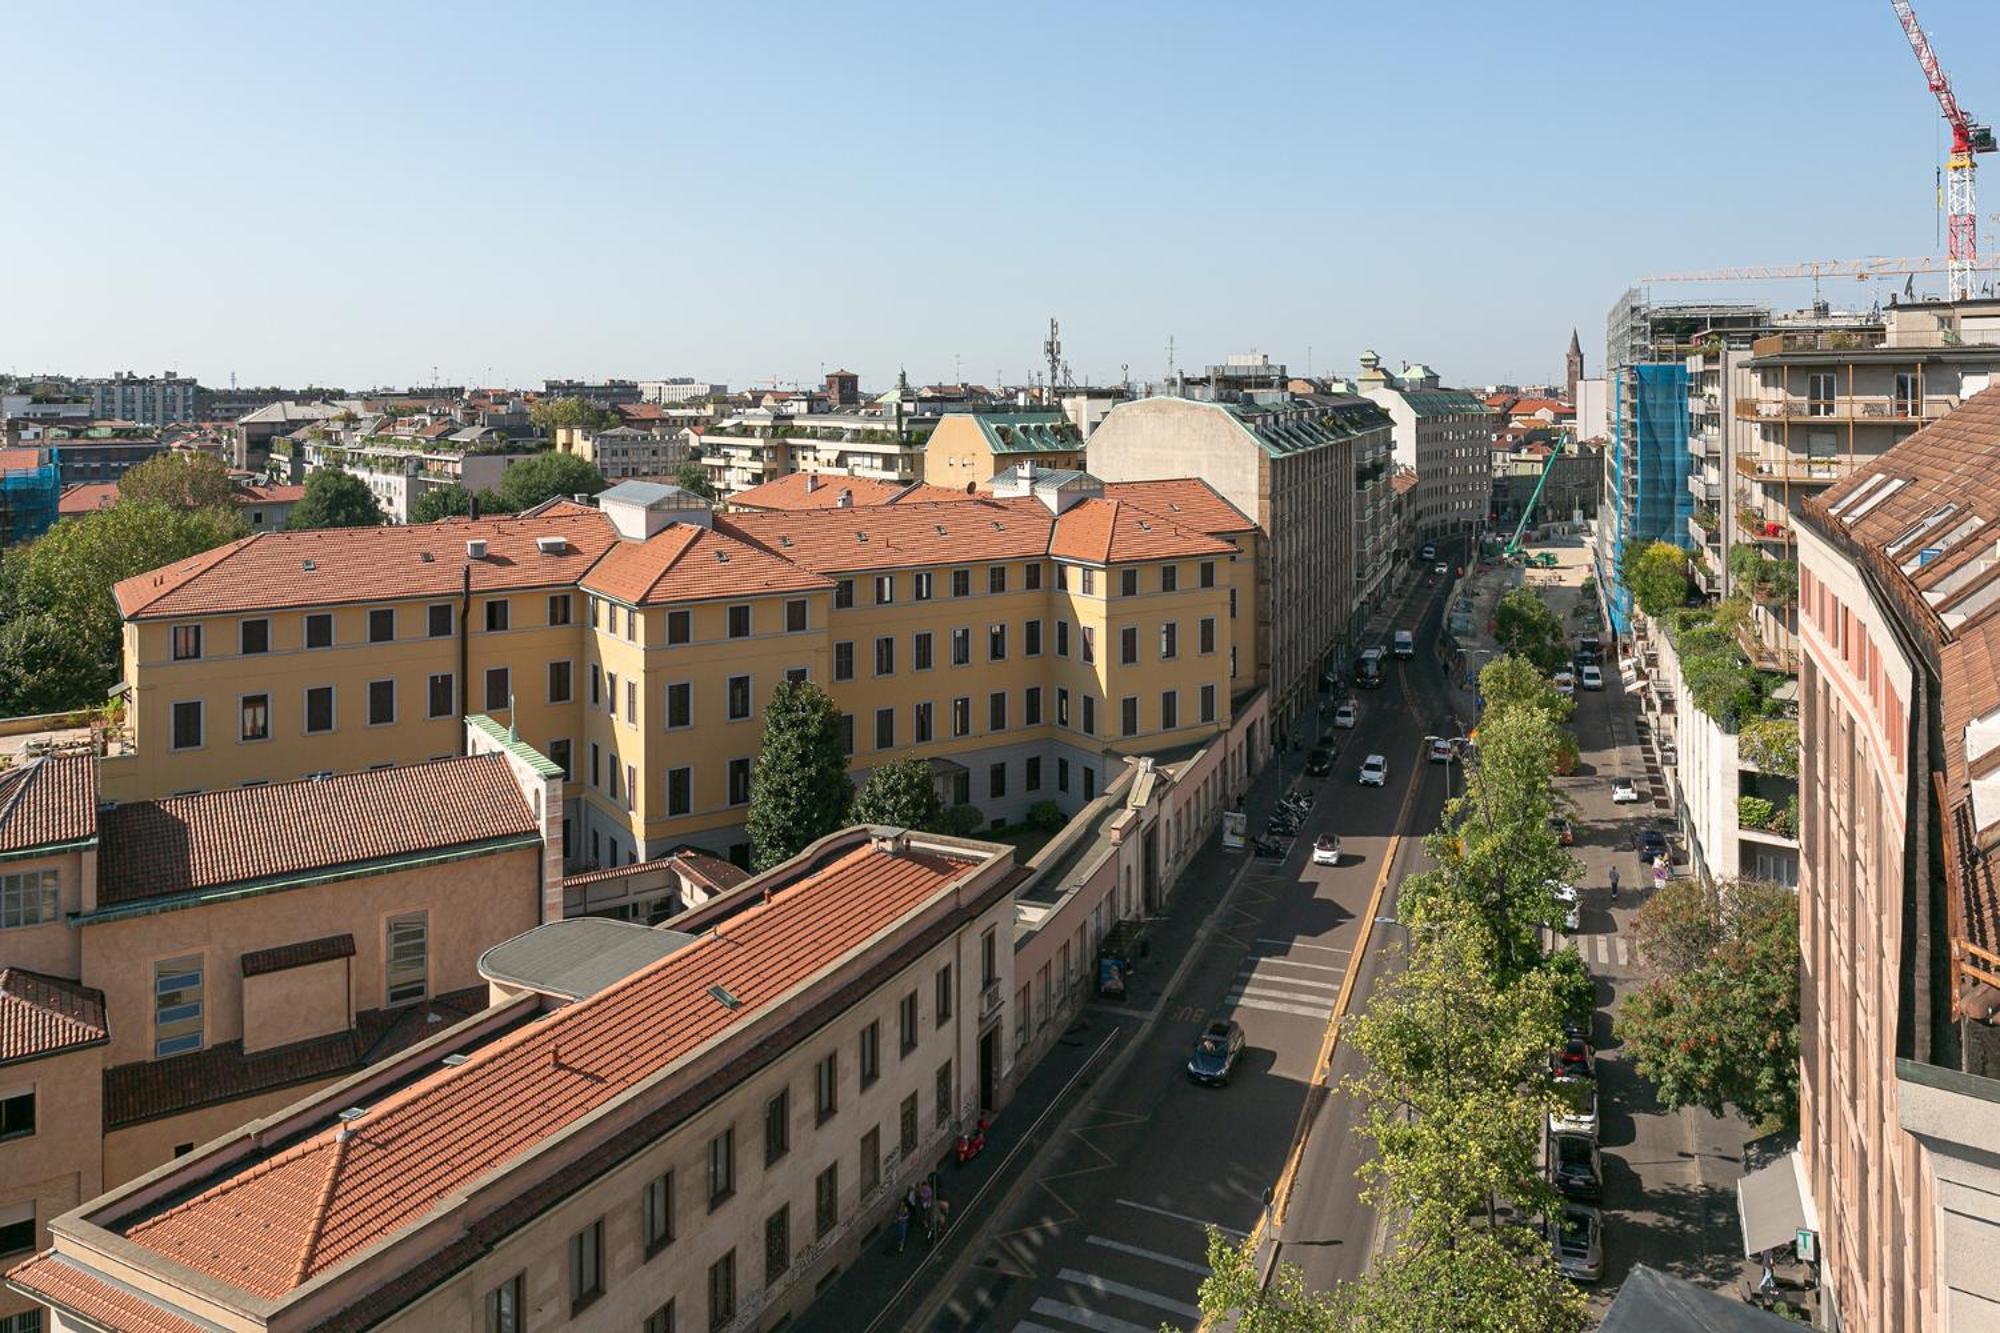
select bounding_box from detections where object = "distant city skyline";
[8,0,1998,391]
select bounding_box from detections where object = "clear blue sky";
[9,0,1999,393]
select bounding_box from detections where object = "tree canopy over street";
[1492,587,1568,674]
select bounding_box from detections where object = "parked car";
[1420,542,1437,562]
[1547,815,1574,846]
[1551,1131,1604,1201]
[1303,748,1333,777]
[1333,701,1357,729]
[1358,754,1388,787]
[1550,1203,1604,1282]
[1637,828,1669,862]
[1550,1075,1599,1139]
[1554,1036,1595,1078]
[1186,1019,1246,1086]
[1433,561,1449,576]
[1611,778,1640,804]
[1428,737,1454,764]
[1553,669,1576,697]
[1580,664,1604,691]
[1312,833,1342,866]
[1547,881,1581,932]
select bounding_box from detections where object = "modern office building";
[1084,392,1392,740]
[5,825,1022,1333]
[1354,353,1495,545]
[640,378,728,405]
[1783,390,2000,1332]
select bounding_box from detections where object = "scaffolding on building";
[0,448,61,551]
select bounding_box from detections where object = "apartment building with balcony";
[75,372,197,427]
[1788,390,2000,1332]
[1734,300,2000,673]
[104,476,1255,871]
[7,825,1020,1333]
[0,720,564,1332]
[691,419,797,499]
[1083,393,1391,740]
[290,433,538,524]
[1354,353,1494,545]
[553,425,689,482]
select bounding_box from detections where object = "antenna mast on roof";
[1043,319,1062,403]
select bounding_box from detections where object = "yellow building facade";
[110,479,1257,871]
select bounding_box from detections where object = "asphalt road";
[921,580,1459,1333]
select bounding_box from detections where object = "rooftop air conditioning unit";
[537,536,567,555]
[466,538,488,559]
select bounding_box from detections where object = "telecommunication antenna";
[1043,319,1062,399]
[1166,335,1176,374]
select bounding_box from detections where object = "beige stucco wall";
[101,1075,360,1193]
[242,959,350,1055]
[79,845,540,1067]
[0,848,87,977]
[0,1045,103,1325]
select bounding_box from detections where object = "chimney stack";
[804,473,820,493]
[836,488,853,509]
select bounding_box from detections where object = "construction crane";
[1641,255,1954,284]
[1503,434,1568,561]
[1890,0,1996,302]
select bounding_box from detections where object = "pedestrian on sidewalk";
[894,1197,911,1253]
[930,1195,950,1244]
[1609,865,1620,901]
[916,1178,935,1239]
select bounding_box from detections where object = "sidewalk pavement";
[791,733,1302,1333]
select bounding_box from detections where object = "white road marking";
[1615,936,1630,965]
[1228,984,1333,1008]
[1056,1269,1201,1319]
[1245,955,1346,973]
[1115,1199,1249,1238]
[1028,1298,1156,1333]
[1084,1235,1212,1276]
[1227,995,1331,1020]
[1233,968,1341,993]
[1253,938,1350,953]
[1012,1323,1068,1333]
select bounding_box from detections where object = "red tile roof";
[96,756,538,908]
[0,968,107,1065]
[234,482,306,505]
[581,523,832,606]
[0,756,97,854]
[5,1254,210,1333]
[113,508,618,619]
[672,850,750,894]
[615,402,669,423]
[729,473,964,511]
[0,447,45,473]
[1101,479,1255,535]
[240,934,357,978]
[103,987,490,1130]
[719,497,1054,573]
[120,843,978,1300]
[1047,497,1238,564]
[57,482,120,515]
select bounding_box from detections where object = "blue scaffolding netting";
[0,453,60,545]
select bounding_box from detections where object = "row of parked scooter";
[1250,788,1317,856]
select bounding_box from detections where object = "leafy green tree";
[1492,587,1567,674]
[1318,1225,1589,1333]
[495,451,607,513]
[118,450,236,511]
[288,469,384,529]
[746,680,854,870]
[1188,1227,1346,1332]
[1739,718,1799,777]
[1623,540,1691,618]
[1345,908,1564,1228]
[849,757,945,831]
[1618,881,1800,1128]
[674,460,717,501]
[410,485,473,523]
[0,503,249,711]
[529,395,618,434]
[1536,944,1597,1029]
[1478,653,1573,722]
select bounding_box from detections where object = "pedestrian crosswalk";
[1223,954,1341,1021]
[1563,933,1631,967]
[1009,1235,1210,1333]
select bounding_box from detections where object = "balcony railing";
[1735,452,1848,484]
[1735,395,1955,423]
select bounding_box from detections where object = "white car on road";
[1358,754,1388,787]
[1333,701,1357,729]
[1547,880,1581,932]
[1312,833,1342,866]
[1551,1075,1600,1139]
[1580,664,1604,691]
[1553,669,1576,697]
[1428,737,1454,764]
[1611,778,1641,804]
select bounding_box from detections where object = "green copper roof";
[467,713,566,778]
[1399,389,1490,419]
[1220,399,1393,457]
[969,412,1084,454]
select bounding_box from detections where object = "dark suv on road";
[1187,1020,1246,1086]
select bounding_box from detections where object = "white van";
[1393,629,1415,659]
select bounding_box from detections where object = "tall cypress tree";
[746,679,854,870]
